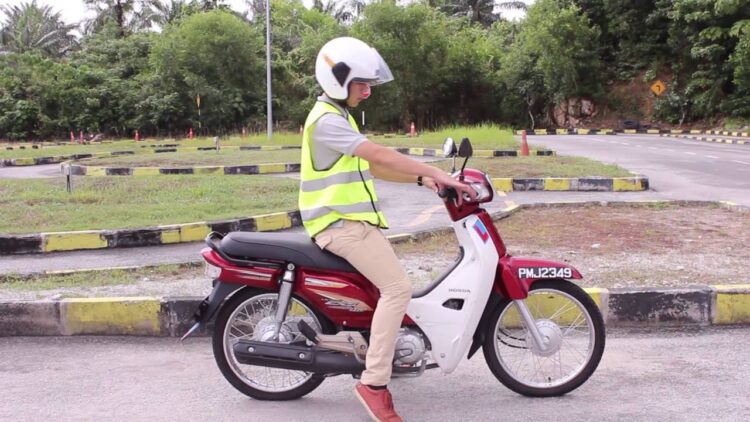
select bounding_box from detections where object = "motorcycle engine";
[393,328,426,365]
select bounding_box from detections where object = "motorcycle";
[182,137,605,401]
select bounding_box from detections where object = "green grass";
[0,175,299,234]
[1,125,518,159]
[80,149,301,167]
[433,156,633,178]
[0,264,199,290]
[0,133,303,159]
[373,124,518,149]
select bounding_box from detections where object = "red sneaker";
[354,383,403,422]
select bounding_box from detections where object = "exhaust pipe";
[233,339,365,375]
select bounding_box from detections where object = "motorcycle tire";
[483,279,605,397]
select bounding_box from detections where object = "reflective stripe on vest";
[299,101,388,237]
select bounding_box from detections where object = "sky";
[0,0,529,26]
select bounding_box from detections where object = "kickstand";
[297,320,319,344]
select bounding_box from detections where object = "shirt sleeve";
[312,113,368,156]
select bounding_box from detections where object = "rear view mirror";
[458,137,473,158]
[442,137,457,157]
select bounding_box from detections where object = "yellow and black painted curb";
[515,128,750,136]
[490,176,648,192]
[659,134,748,145]
[0,210,301,255]
[394,147,555,157]
[0,145,302,167]
[63,162,301,176]
[2,144,43,150]
[2,285,748,336]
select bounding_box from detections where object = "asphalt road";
[1,327,748,421]
[0,163,60,179]
[526,134,750,206]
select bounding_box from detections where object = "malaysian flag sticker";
[473,219,489,243]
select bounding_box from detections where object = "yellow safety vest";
[299,101,388,237]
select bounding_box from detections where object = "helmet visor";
[367,48,393,86]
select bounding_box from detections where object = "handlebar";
[438,186,476,203]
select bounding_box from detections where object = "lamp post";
[265,0,273,140]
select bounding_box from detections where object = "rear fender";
[495,256,582,300]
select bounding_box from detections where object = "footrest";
[297,320,319,343]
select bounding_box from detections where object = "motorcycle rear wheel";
[483,280,605,397]
[212,288,332,401]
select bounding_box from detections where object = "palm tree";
[439,0,528,26]
[151,0,189,26]
[83,0,159,37]
[439,0,497,26]
[0,1,77,57]
[312,0,354,24]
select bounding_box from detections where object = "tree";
[149,10,266,133]
[151,0,191,26]
[439,0,498,27]
[311,0,354,24]
[84,0,158,37]
[0,1,77,57]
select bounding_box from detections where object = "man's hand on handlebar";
[430,171,477,206]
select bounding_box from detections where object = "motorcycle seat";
[220,232,357,273]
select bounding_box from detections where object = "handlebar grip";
[438,187,457,199]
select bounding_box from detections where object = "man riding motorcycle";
[301,37,475,421]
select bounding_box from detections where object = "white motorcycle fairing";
[406,214,499,373]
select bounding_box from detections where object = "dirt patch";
[396,203,750,289]
[3,203,747,300]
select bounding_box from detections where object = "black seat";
[220,232,357,273]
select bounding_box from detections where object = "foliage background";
[1,0,750,140]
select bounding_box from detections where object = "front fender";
[496,256,582,300]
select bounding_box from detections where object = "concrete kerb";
[491,176,649,192]
[2,285,749,337]
[0,210,302,255]
[515,128,750,136]
[2,200,749,335]
[659,133,749,146]
[62,161,302,176]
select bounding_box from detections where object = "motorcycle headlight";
[469,182,491,202]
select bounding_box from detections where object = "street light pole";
[265,0,273,141]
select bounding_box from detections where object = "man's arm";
[354,140,476,200]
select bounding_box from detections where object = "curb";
[490,176,648,192]
[516,128,750,137]
[659,134,748,146]
[62,162,301,176]
[0,145,302,168]
[0,210,302,255]
[2,285,749,336]
[394,147,555,157]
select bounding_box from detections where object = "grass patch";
[0,175,299,233]
[0,264,200,291]
[1,126,518,159]
[374,124,518,150]
[432,156,633,178]
[80,149,301,167]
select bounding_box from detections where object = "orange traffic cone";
[410,122,416,137]
[135,130,140,142]
[521,130,529,156]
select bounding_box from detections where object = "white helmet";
[315,37,394,100]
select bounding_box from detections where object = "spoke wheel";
[212,289,331,400]
[483,280,605,397]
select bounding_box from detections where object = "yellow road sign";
[651,80,666,96]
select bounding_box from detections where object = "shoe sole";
[354,388,384,422]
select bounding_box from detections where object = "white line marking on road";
[636,145,643,148]
[404,205,444,228]
[684,152,697,155]
[622,142,630,145]
[706,155,719,159]
[648,147,658,150]
[667,149,675,152]
[732,160,750,165]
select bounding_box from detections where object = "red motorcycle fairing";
[201,248,417,329]
[496,255,583,300]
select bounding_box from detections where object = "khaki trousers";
[314,220,412,386]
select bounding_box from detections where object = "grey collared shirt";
[311,95,368,170]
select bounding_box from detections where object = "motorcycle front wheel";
[483,279,605,397]
[212,288,332,401]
